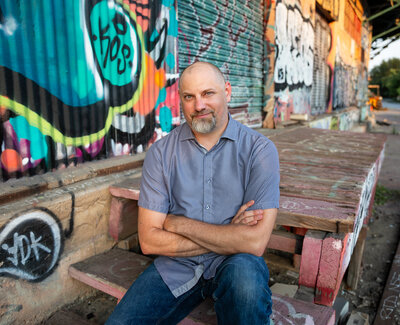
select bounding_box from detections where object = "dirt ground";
[45,106,400,325]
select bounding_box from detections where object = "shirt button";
[207,178,212,184]
[205,205,210,210]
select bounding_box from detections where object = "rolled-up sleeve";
[243,139,280,210]
[138,144,170,213]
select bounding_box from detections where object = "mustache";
[191,110,215,118]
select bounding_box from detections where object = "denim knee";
[214,253,271,303]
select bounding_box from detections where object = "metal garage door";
[178,0,265,127]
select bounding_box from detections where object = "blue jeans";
[106,253,272,325]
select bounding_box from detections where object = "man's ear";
[225,82,232,102]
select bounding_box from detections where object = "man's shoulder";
[233,119,274,147]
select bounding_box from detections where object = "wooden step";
[109,177,141,200]
[69,249,152,301]
[69,249,335,324]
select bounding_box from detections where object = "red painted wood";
[69,249,152,300]
[374,241,400,324]
[315,233,349,306]
[109,197,138,241]
[268,230,303,254]
[109,177,141,200]
[299,230,326,289]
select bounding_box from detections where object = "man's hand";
[231,200,264,225]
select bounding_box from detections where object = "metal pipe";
[372,23,400,42]
[364,2,400,24]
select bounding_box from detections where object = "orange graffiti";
[133,54,166,116]
[1,149,23,172]
[126,0,150,32]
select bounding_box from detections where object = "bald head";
[179,62,226,90]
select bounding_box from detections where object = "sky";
[369,38,400,70]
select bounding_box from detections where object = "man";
[106,62,280,324]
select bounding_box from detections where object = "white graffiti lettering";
[0,210,61,281]
[274,1,314,88]
[389,272,400,292]
[2,232,51,266]
[380,295,398,320]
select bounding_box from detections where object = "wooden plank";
[299,230,326,289]
[109,177,141,200]
[117,233,139,251]
[268,230,303,254]
[109,197,138,241]
[346,225,368,290]
[315,233,349,306]
[69,249,152,301]
[183,294,335,325]
[374,240,400,325]
[278,196,355,233]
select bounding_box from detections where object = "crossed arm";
[138,201,277,257]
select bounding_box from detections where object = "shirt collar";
[180,113,238,142]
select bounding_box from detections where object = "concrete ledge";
[0,153,145,206]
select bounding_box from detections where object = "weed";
[374,184,400,205]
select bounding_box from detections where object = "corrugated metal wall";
[0,0,179,181]
[311,11,331,115]
[177,0,265,127]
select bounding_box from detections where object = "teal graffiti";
[155,87,167,110]
[166,53,175,69]
[9,116,48,161]
[167,6,178,37]
[90,1,139,86]
[159,106,173,132]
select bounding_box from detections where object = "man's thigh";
[210,253,272,325]
[106,263,204,325]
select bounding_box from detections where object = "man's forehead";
[180,62,225,88]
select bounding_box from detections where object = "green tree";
[383,69,400,98]
[370,58,400,99]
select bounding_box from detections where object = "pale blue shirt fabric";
[138,115,280,297]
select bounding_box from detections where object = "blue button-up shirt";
[138,115,280,297]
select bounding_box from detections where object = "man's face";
[179,64,231,134]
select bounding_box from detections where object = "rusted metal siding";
[178,0,265,127]
[0,0,179,181]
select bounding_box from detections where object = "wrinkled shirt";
[138,115,280,297]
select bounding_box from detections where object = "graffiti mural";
[0,209,63,281]
[274,0,314,122]
[262,0,276,128]
[178,0,265,127]
[0,0,179,181]
[310,12,332,115]
[332,59,357,110]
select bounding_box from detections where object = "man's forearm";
[138,207,210,257]
[141,227,210,257]
[164,211,276,256]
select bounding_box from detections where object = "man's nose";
[195,96,206,111]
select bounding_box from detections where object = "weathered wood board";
[374,241,400,325]
[180,294,335,325]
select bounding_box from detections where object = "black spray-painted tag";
[0,209,63,281]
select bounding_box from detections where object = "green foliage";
[370,58,400,99]
[374,184,399,205]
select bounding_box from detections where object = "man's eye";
[184,95,193,100]
[206,91,214,96]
